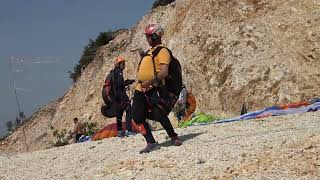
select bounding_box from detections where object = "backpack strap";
[151,46,165,76]
[151,46,176,87]
[137,49,152,72]
[137,45,167,75]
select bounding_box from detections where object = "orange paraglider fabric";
[181,92,196,121]
[278,101,309,109]
[92,121,145,141]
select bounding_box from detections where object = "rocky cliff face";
[1,0,319,154]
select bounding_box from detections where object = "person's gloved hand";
[130,48,145,57]
[125,79,135,85]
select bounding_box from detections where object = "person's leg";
[125,104,133,132]
[116,105,125,137]
[75,134,81,143]
[139,120,159,153]
[131,91,146,126]
[142,121,156,143]
[180,109,186,120]
[116,108,124,131]
[151,107,177,137]
[176,111,183,121]
[132,91,159,153]
[132,91,152,140]
[151,107,182,146]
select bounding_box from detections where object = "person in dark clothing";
[113,56,135,137]
[131,24,182,154]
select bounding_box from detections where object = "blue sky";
[0,0,154,137]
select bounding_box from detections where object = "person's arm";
[124,79,135,86]
[140,64,168,90]
[73,123,79,135]
[130,48,146,58]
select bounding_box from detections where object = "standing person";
[113,56,135,137]
[131,24,182,154]
[72,118,86,143]
[174,85,188,121]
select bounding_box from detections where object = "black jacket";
[113,67,133,103]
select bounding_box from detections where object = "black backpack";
[151,46,183,98]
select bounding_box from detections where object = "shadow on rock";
[159,132,205,147]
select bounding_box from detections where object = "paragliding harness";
[101,70,134,118]
[185,92,195,110]
[138,46,183,115]
[101,70,117,118]
[102,70,116,108]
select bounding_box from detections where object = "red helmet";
[144,24,164,38]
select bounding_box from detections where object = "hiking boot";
[125,130,136,137]
[139,142,160,154]
[171,136,182,146]
[117,131,125,138]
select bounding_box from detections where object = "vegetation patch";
[69,31,120,82]
[152,0,175,9]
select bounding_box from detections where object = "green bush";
[6,121,13,132]
[83,122,98,137]
[52,129,72,147]
[69,31,116,82]
[0,134,9,141]
[152,0,175,9]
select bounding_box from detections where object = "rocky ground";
[1,111,319,179]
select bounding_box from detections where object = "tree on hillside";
[152,0,175,9]
[69,31,118,82]
[15,117,21,127]
[6,121,13,132]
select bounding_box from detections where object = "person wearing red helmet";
[112,56,135,137]
[131,24,182,153]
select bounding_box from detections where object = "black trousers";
[116,103,132,132]
[131,90,177,143]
